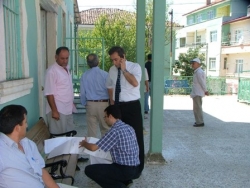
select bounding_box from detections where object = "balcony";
[179,42,207,48]
[222,31,250,47]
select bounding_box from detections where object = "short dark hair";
[108,46,125,58]
[147,54,152,60]
[104,105,121,119]
[86,54,99,68]
[56,46,69,55]
[0,105,27,134]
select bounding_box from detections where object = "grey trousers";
[46,111,75,134]
[192,96,204,124]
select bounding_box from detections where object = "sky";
[77,0,207,24]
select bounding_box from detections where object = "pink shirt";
[44,62,74,115]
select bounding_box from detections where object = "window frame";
[210,30,217,42]
[196,35,201,44]
[0,0,33,104]
[235,59,243,74]
[196,14,202,23]
[234,29,242,43]
[209,58,216,71]
[207,10,215,20]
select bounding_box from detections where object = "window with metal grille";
[3,0,23,80]
[209,58,216,70]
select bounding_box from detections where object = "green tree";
[92,13,137,71]
[77,0,172,72]
[173,46,206,76]
[145,0,171,56]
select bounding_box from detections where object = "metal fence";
[164,76,238,95]
[238,77,250,104]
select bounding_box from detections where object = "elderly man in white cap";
[190,58,209,127]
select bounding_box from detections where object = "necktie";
[115,68,121,105]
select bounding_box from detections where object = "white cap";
[190,58,201,64]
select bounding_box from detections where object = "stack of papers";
[44,137,112,163]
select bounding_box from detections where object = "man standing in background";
[144,68,149,119]
[80,54,110,137]
[190,58,209,127]
[44,46,75,134]
[145,54,152,115]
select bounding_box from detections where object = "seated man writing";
[79,105,140,188]
[0,105,59,188]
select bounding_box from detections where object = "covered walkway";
[73,95,250,187]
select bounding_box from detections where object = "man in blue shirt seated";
[79,105,140,188]
[0,105,59,188]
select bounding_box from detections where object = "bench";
[165,80,191,94]
[26,118,78,185]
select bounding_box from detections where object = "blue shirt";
[96,120,140,166]
[0,133,45,188]
[80,67,109,105]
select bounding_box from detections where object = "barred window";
[3,0,23,80]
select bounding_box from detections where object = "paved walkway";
[73,95,250,188]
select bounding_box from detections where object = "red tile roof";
[80,8,183,27]
[80,8,135,25]
[223,15,250,25]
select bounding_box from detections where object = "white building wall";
[176,18,223,76]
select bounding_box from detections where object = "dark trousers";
[119,100,144,174]
[85,163,139,188]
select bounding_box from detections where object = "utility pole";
[169,9,173,77]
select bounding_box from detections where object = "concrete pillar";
[136,0,146,113]
[146,0,166,164]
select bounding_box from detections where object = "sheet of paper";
[44,137,72,154]
[69,137,85,154]
[44,137,112,161]
[48,140,72,159]
[83,137,112,161]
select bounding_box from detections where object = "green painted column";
[150,0,166,153]
[136,0,146,113]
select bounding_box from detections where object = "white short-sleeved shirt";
[0,133,45,188]
[44,62,74,115]
[106,60,142,102]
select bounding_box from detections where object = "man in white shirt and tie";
[106,46,144,178]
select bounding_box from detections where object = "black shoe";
[123,180,133,187]
[193,123,204,127]
[77,157,89,162]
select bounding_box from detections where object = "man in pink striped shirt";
[44,47,75,134]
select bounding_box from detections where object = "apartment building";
[175,0,249,77]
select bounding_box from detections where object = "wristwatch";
[122,69,129,74]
